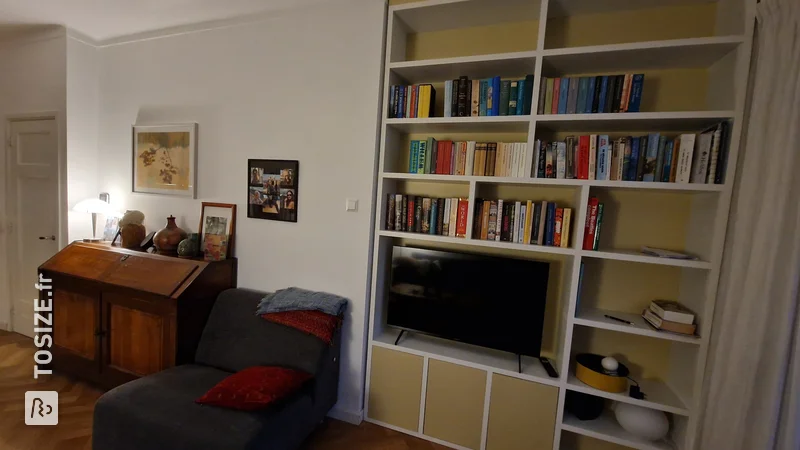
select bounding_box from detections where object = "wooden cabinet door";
[52,285,101,380]
[101,292,176,386]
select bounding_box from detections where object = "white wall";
[67,34,100,241]
[0,27,67,331]
[95,0,385,420]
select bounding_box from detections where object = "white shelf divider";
[390,51,537,84]
[574,308,702,345]
[561,411,675,450]
[379,229,579,256]
[581,249,712,269]
[566,373,690,416]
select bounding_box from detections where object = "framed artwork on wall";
[132,123,198,198]
[247,159,298,223]
[199,202,236,257]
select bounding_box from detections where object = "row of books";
[386,194,469,237]
[642,300,697,336]
[389,84,435,119]
[407,139,529,177]
[582,197,604,251]
[443,75,535,117]
[473,199,573,247]
[538,74,643,115]
[533,122,729,184]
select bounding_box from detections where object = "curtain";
[698,1,800,449]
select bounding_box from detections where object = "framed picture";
[199,202,236,257]
[133,124,198,198]
[247,159,298,223]
[102,217,120,242]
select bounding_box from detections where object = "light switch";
[346,198,358,212]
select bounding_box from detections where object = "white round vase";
[614,402,669,441]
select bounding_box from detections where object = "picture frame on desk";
[199,202,236,258]
[247,159,298,223]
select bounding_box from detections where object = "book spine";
[576,77,588,114]
[480,200,491,240]
[487,201,498,240]
[449,79,458,118]
[431,139,440,174]
[414,196,422,232]
[676,134,696,183]
[437,198,445,235]
[628,137,639,181]
[391,86,399,118]
[544,78,554,115]
[537,78,546,114]
[561,208,572,248]
[465,141,476,176]
[399,86,406,118]
[516,79,526,115]
[479,80,488,116]
[508,81,518,116]
[499,80,511,116]
[556,142,567,179]
[628,74,644,112]
[486,79,495,116]
[691,132,713,183]
[715,122,730,184]
[545,203,556,246]
[707,124,722,183]
[531,203,541,244]
[642,133,660,182]
[620,74,632,112]
[495,199,504,241]
[491,76,501,116]
[614,138,625,181]
[578,135,589,179]
[567,77,579,114]
[406,196,415,231]
[510,202,519,243]
[469,79,480,117]
[609,139,619,180]
[636,136,648,181]
[551,78,561,115]
[557,77,570,115]
[523,74,535,115]
[395,195,403,231]
[408,140,418,173]
[457,77,469,117]
[585,76,596,113]
[444,80,452,117]
[591,76,602,113]
[553,208,562,247]
[597,135,609,181]
[621,137,631,181]
[662,141,674,182]
[448,197,457,236]
[598,76,609,113]
[655,135,667,182]
[583,198,598,250]
[429,199,438,235]
[387,194,396,230]
[456,199,468,237]
[537,141,546,178]
[565,137,575,179]
[487,142,497,176]
[400,195,408,231]
[545,143,554,178]
[612,75,624,113]
[588,134,597,180]
[593,203,604,250]
[472,200,483,238]
[442,199,451,236]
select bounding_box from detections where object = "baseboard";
[327,405,363,425]
[0,321,8,332]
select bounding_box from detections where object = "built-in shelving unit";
[366,0,754,449]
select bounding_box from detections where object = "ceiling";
[0,0,333,43]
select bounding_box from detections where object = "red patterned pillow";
[196,366,312,411]
[261,310,341,345]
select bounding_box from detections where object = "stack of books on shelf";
[386,194,469,238]
[538,74,643,115]
[642,300,697,337]
[533,122,729,184]
[582,197,603,251]
[443,75,535,117]
[473,199,572,248]
[407,139,529,177]
[389,84,436,118]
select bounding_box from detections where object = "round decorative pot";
[120,224,146,250]
[614,402,669,441]
[177,233,200,258]
[153,216,188,256]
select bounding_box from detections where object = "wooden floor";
[0,330,445,450]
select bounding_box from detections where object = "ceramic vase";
[153,216,187,256]
[614,402,669,441]
[177,233,200,258]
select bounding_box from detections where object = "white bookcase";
[365,0,755,449]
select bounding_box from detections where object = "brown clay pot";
[153,216,188,256]
[120,223,146,250]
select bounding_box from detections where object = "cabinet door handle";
[39,235,56,241]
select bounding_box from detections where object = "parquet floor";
[0,331,445,450]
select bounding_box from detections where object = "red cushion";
[196,366,312,411]
[261,310,341,345]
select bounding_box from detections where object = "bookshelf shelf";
[373,328,559,387]
[390,51,538,84]
[370,1,753,449]
[581,249,712,269]
[566,373,689,416]
[541,36,745,74]
[534,111,736,132]
[382,173,724,192]
[385,116,531,133]
[574,308,702,345]
[561,412,674,450]
[379,230,578,256]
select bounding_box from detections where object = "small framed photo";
[199,202,236,257]
[103,217,120,242]
[247,159,298,223]
[133,123,198,198]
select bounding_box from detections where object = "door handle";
[39,235,56,241]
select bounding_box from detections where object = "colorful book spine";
[556,142,567,179]
[491,76,501,116]
[517,78,527,115]
[544,78,555,114]
[655,135,667,182]
[598,76,609,113]
[471,80,480,117]
[586,76,597,113]
[628,137,639,181]
[642,133,660,181]
[577,77,589,114]
[479,80,488,116]
[578,135,589,179]
[554,208,563,247]
[567,77,579,114]
[557,77,570,115]
[495,200,504,241]
[387,194,396,230]
[551,78,561,115]
[509,81,518,116]
[444,81,452,117]
[409,140,419,173]
[597,135,610,181]
[499,80,511,116]
[593,203,604,250]
[628,74,644,112]
[537,78,547,115]
[545,202,556,246]
[622,137,631,181]
[588,134,597,180]
[591,76,602,113]
[561,208,572,248]
[662,140,674,182]
[522,74,535,115]
[636,135,648,181]
[583,197,599,250]
[456,199,468,237]
[706,124,722,183]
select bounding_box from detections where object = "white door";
[7,118,59,337]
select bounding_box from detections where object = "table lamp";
[73,194,122,242]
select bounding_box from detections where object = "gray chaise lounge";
[92,288,341,450]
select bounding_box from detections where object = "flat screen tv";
[387,246,549,357]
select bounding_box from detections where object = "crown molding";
[0,25,66,51]
[66,28,99,47]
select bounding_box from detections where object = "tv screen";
[387,246,549,357]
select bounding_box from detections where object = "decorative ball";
[601,356,619,372]
[119,210,145,227]
[614,402,669,441]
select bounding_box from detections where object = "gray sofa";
[92,288,341,450]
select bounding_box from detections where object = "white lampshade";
[73,198,122,217]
